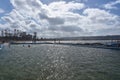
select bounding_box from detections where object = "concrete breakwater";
[10,41,120,50]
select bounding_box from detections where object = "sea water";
[0,44,120,80]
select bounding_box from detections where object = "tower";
[33,32,37,43]
[5,29,8,37]
[14,29,17,37]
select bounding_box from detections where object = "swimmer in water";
[28,45,31,48]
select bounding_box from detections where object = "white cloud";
[83,8,120,31]
[0,0,120,37]
[0,8,5,13]
[48,1,85,12]
[104,0,120,9]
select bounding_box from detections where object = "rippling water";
[0,44,120,80]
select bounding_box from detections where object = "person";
[0,41,5,49]
[28,45,31,48]
[8,43,11,48]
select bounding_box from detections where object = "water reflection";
[0,44,120,80]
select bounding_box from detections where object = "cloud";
[48,25,83,32]
[0,8,5,13]
[48,17,65,25]
[2,16,13,23]
[0,0,120,38]
[48,1,85,12]
[39,13,65,25]
[83,8,119,25]
[95,27,120,35]
[103,0,120,9]
[41,0,88,4]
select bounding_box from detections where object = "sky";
[0,0,120,38]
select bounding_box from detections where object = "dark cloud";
[61,25,83,32]
[39,13,64,25]
[48,17,64,25]
[25,20,32,25]
[49,25,83,32]
[29,24,37,28]
[10,22,20,28]
[39,13,48,19]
